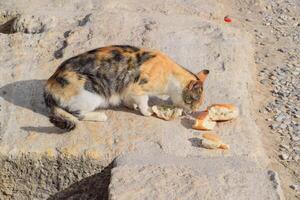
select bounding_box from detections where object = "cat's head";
[182,69,209,112]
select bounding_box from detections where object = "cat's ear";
[187,80,201,90]
[197,69,209,82]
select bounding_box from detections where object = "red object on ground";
[224,16,232,23]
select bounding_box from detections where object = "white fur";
[133,95,153,116]
[167,75,184,106]
[109,94,121,106]
[66,89,108,114]
[121,75,186,116]
[64,89,123,115]
[81,112,107,122]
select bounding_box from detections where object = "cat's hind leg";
[67,89,109,122]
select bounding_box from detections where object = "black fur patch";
[136,52,156,65]
[87,48,100,54]
[83,78,95,92]
[55,76,69,87]
[111,50,124,62]
[139,78,148,85]
[49,115,75,131]
[134,74,140,83]
[43,91,57,108]
[55,45,156,98]
[112,45,140,52]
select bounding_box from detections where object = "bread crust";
[207,104,237,110]
[152,105,183,120]
[192,111,216,130]
[201,132,230,150]
[207,104,239,121]
[202,133,221,142]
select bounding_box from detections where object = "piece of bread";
[192,111,216,130]
[207,104,239,121]
[202,133,221,142]
[201,133,230,150]
[152,105,183,121]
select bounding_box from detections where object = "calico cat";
[44,45,209,131]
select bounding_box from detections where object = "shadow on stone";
[0,79,48,116]
[188,137,202,147]
[48,162,113,200]
[0,80,67,134]
[21,126,68,134]
[181,117,194,129]
[0,79,181,133]
[109,106,140,115]
[0,17,17,34]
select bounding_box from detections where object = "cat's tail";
[44,86,78,131]
[49,106,78,131]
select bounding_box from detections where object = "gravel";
[261,63,300,149]
[254,0,300,196]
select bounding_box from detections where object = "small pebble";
[279,144,290,150]
[293,147,300,155]
[260,79,269,85]
[280,153,289,160]
[291,135,300,141]
[270,124,279,130]
[290,184,300,191]
[280,124,287,129]
[275,114,286,122]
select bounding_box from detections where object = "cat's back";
[49,45,163,78]
[45,45,164,99]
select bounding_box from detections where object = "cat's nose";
[183,110,192,115]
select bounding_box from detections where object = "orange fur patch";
[46,69,85,101]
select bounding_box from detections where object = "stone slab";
[109,143,280,200]
[0,0,282,199]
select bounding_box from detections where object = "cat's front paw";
[140,107,153,117]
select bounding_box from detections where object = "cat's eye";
[192,94,200,100]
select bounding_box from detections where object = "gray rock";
[260,79,269,85]
[267,170,285,200]
[290,184,300,191]
[293,112,300,118]
[279,144,290,151]
[291,135,300,141]
[292,154,300,161]
[294,128,300,136]
[280,124,287,129]
[275,113,286,122]
[265,106,272,112]
[293,147,300,155]
[270,123,280,130]
[279,153,289,160]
